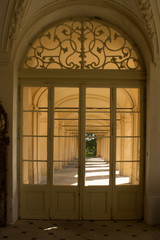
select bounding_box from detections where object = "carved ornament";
[9,0,29,43]
[137,0,156,39]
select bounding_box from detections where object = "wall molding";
[136,0,160,61]
[9,0,31,47]
[137,0,156,39]
[0,53,11,65]
[1,0,31,51]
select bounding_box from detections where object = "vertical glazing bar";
[48,85,53,185]
[79,84,86,220]
[52,85,55,186]
[140,87,145,186]
[110,87,116,209]
[47,85,52,216]
[20,84,23,186]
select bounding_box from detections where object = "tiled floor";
[0,220,160,240]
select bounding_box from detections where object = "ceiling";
[1,0,160,61]
[24,0,141,23]
[0,0,142,47]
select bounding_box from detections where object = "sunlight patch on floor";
[53,157,130,186]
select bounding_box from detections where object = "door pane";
[23,137,47,160]
[23,112,48,136]
[53,137,78,161]
[23,161,47,184]
[116,88,140,111]
[86,113,110,137]
[85,88,110,186]
[115,162,140,185]
[85,160,110,186]
[23,87,48,110]
[116,137,140,161]
[53,161,78,185]
[53,87,79,185]
[54,119,79,136]
[116,113,140,137]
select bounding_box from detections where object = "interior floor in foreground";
[0,219,160,240]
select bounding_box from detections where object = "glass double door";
[20,84,143,220]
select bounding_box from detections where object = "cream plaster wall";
[0,0,160,225]
[0,0,9,46]
[113,0,141,18]
[144,62,160,224]
[156,0,160,16]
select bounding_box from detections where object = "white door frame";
[19,69,145,220]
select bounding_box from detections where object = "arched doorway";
[19,18,145,220]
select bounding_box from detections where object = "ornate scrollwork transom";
[24,18,142,70]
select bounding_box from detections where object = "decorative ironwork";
[0,102,9,227]
[24,18,142,70]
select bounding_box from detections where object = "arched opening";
[19,17,145,220]
[23,18,142,70]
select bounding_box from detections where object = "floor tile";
[0,220,160,240]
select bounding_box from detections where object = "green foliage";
[85,133,97,157]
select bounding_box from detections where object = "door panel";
[83,187,111,219]
[112,186,142,219]
[51,186,79,219]
[20,185,49,219]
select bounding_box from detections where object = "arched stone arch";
[8,0,155,224]
[3,0,157,62]
[11,0,152,69]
